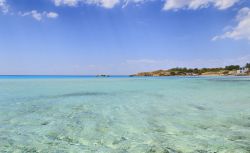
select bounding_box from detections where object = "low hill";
[132,65,250,76]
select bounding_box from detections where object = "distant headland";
[131,63,250,77]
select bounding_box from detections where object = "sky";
[0,0,250,75]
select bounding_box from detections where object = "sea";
[0,76,249,153]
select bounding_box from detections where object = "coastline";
[131,68,250,77]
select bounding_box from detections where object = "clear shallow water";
[0,76,250,153]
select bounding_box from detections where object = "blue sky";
[0,0,250,75]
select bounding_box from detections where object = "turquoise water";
[0,76,250,153]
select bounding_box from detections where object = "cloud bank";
[163,0,239,10]
[0,0,241,13]
[52,0,149,8]
[53,0,120,8]
[53,0,240,10]
[213,7,250,41]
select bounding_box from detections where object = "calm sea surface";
[0,76,250,153]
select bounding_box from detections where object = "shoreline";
[131,67,250,77]
[0,75,249,79]
[130,75,250,77]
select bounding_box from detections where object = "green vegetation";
[225,65,240,71]
[246,63,250,69]
[168,67,225,75]
[134,63,250,76]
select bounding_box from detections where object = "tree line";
[168,63,250,75]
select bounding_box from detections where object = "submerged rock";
[192,150,211,153]
[189,104,207,111]
[146,145,182,153]
[112,137,127,145]
[228,135,247,141]
[41,121,49,125]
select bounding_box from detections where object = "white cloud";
[163,0,239,11]
[21,10,43,21]
[0,0,8,13]
[54,0,78,6]
[214,0,239,10]
[52,0,240,10]
[213,7,250,41]
[20,10,59,21]
[52,0,151,8]
[99,0,119,8]
[46,12,59,18]
[53,0,120,8]
[122,0,152,8]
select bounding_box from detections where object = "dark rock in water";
[41,121,49,125]
[228,135,246,141]
[188,104,207,111]
[146,146,182,153]
[59,92,107,97]
[61,136,74,143]
[164,147,183,153]
[195,106,206,110]
[192,105,206,111]
[163,149,170,153]
[242,122,250,127]
[244,146,250,152]
[116,149,129,153]
[196,124,210,130]
[146,146,157,153]
[22,147,39,153]
[193,150,210,153]
[112,137,127,145]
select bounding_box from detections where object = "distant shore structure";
[96,74,110,77]
[237,67,249,75]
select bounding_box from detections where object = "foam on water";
[0,76,250,153]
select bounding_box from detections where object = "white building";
[237,67,249,74]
